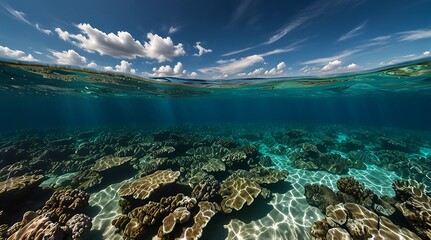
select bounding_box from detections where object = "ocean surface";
[1,59,431,240]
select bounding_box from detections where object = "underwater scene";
[1,0,431,239]
[1,60,431,240]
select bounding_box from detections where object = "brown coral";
[113,193,197,239]
[336,176,375,209]
[91,155,133,171]
[304,184,340,213]
[312,203,421,240]
[202,159,226,173]
[158,207,191,237]
[219,177,261,213]
[231,167,289,185]
[0,175,44,201]
[179,201,220,240]
[37,189,89,224]
[118,169,180,200]
[393,180,431,239]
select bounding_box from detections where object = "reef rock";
[118,169,180,200]
[311,203,421,240]
[192,177,220,202]
[219,177,261,213]
[304,184,340,213]
[65,213,92,240]
[178,201,220,240]
[37,189,89,225]
[231,167,289,185]
[336,176,376,209]
[393,180,431,239]
[0,174,44,204]
[113,193,196,239]
[91,155,133,172]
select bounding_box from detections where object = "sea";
[0,59,430,240]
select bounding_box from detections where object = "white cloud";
[0,45,38,62]
[190,72,198,78]
[303,50,359,65]
[5,6,51,35]
[52,49,87,66]
[246,68,265,77]
[104,60,136,74]
[193,42,212,56]
[35,24,52,35]
[222,47,255,57]
[424,51,430,56]
[199,54,264,75]
[370,35,391,41]
[239,61,286,77]
[55,23,185,62]
[322,60,342,71]
[265,62,286,75]
[267,0,347,45]
[399,28,431,41]
[87,61,99,69]
[321,60,360,72]
[150,62,186,77]
[346,63,358,70]
[337,22,366,42]
[5,6,31,25]
[168,26,179,34]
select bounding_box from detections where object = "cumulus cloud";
[399,28,431,41]
[51,49,100,69]
[0,45,38,62]
[239,61,286,77]
[265,62,286,75]
[150,62,186,77]
[321,60,359,72]
[104,60,136,74]
[322,60,343,71]
[199,55,264,75]
[193,42,212,56]
[190,72,198,78]
[87,61,99,69]
[52,49,87,66]
[55,23,185,62]
[424,51,430,56]
[346,63,358,70]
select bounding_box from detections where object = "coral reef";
[118,169,180,200]
[311,203,420,240]
[304,184,340,213]
[230,166,289,185]
[192,177,220,202]
[219,177,261,213]
[178,201,220,240]
[113,193,196,239]
[392,180,431,239]
[37,189,90,224]
[91,155,133,172]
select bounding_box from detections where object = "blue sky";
[0,0,430,79]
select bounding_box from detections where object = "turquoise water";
[1,60,431,239]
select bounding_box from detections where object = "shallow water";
[1,60,431,240]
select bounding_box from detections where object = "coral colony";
[1,125,430,239]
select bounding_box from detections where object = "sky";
[0,0,430,79]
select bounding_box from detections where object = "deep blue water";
[1,92,431,131]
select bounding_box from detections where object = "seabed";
[1,124,430,240]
